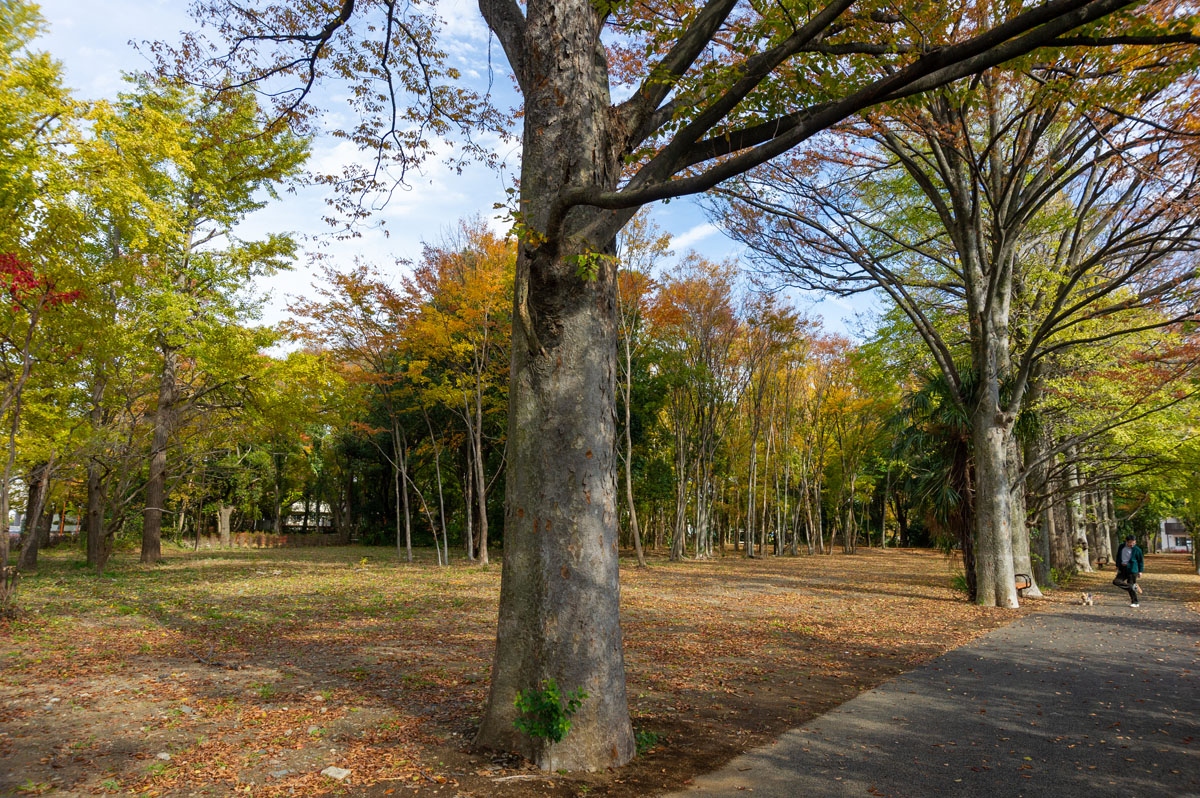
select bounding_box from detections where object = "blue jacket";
[1118,543,1144,574]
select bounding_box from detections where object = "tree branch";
[478,0,529,95]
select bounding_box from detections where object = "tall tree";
[127,80,307,563]
[715,57,1200,605]
[172,0,1200,768]
[650,256,745,560]
[615,211,670,566]
[0,2,155,572]
[408,219,515,566]
[288,262,422,562]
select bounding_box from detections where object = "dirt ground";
[0,545,1138,797]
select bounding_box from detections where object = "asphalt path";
[665,558,1200,798]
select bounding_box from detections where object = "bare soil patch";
[1,546,1097,797]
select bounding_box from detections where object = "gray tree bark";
[86,464,107,570]
[217,504,235,547]
[670,426,689,562]
[394,426,411,563]
[142,344,178,564]
[17,462,51,572]
[623,410,646,566]
[424,411,449,565]
[1006,435,1041,597]
[1104,490,1119,565]
[463,447,475,561]
[1023,431,1054,587]
[973,414,1018,608]
[1051,492,1073,574]
[1084,490,1100,567]
[1063,448,1092,573]
[1095,489,1114,564]
[811,480,824,554]
[474,0,634,769]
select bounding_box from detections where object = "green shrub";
[512,678,586,744]
[635,729,661,755]
[949,571,969,594]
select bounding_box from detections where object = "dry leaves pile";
[1,546,1063,797]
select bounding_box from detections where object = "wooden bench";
[1015,573,1032,597]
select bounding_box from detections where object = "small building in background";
[1159,518,1193,553]
[285,501,334,532]
[8,512,80,546]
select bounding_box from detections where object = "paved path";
[666,557,1200,798]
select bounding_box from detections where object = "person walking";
[1114,535,1145,607]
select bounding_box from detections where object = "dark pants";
[1115,566,1139,602]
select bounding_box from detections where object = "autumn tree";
[288,262,422,561]
[716,54,1200,604]
[650,256,746,560]
[737,292,804,557]
[1024,325,1200,574]
[0,2,75,577]
[165,0,1200,767]
[124,79,307,564]
[0,258,81,571]
[407,219,515,565]
[0,3,155,573]
[615,211,671,566]
[252,349,351,537]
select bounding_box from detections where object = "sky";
[33,0,867,336]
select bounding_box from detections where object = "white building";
[1159,518,1193,553]
[8,513,80,543]
[285,501,334,530]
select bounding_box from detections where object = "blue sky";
[34,0,864,335]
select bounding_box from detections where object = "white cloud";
[441,0,489,43]
[824,295,855,312]
[673,222,720,249]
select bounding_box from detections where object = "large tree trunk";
[1006,435,1041,597]
[37,502,53,549]
[475,0,635,770]
[17,462,51,571]
[86,464,107,570]
[1063,448,1092,573]
[971,406,1019,608]
[969,262,1018,607]
[142,345,178,564]
[217,504,234,547]
[1023,432,1054,588]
